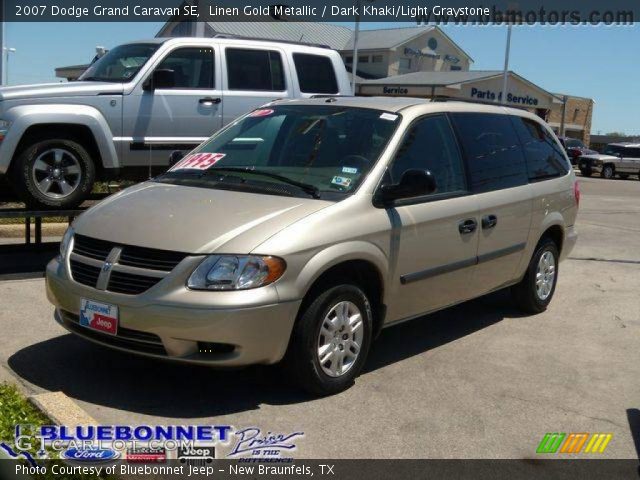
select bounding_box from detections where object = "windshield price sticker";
[170,153,226,171]
[248,109,274,117]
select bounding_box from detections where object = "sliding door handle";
[482,214,498,229]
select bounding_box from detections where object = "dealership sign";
[470,87,539,106]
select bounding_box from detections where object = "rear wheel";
[287,284,373,395]
[511,238,559,314]
[10,137,95,208]
[601,164,615,179]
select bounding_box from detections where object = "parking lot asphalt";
[1,176,639,459]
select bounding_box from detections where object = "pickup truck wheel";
[579,168,592,177]
[601,164,615,179]
[511,238,559,314]
[287,284,373,396]
[11,138,95,208]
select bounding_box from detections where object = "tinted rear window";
[450,113,528,193]
[511,116,570,181]
[293,53,338,94]
[226,48,285,91]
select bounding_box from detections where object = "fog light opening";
[197,342,235,354]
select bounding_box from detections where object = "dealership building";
[56,21,594,145]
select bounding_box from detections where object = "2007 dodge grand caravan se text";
[46,97,579,395]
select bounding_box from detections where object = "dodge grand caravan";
[46,97,579,395]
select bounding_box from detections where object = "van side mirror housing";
[143,69,176,91]
[375,169,437,206]
[168,150,185,168]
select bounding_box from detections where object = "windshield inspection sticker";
[169,153,226,171]
[248,109,274,117]
[379,112,398,121]
[342,166,358,174]
[331,176,352,188]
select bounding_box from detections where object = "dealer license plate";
[79,299,119,336]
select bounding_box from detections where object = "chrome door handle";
[199,97,221,105]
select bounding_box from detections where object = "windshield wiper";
[205,167,321,199]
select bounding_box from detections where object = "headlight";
[187,255,286,291]
[59,227,74,258]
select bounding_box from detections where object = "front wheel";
[10,138,95,208]
[601,164,615,180]
[579,168,592,177]
[511,238,559,314]
[287,284,373,395]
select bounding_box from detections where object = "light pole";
[500,24,512,105]
[350,0,361,95]
[3,47,15,86]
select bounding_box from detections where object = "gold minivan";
[46,97,579,395]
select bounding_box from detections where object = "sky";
[3,21,639,134]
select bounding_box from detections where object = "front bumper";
[578,158,602,173]
[46,256,301,367]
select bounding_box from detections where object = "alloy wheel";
[316,301,364,378]
[31,148,82,199]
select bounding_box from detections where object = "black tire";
[601,164,615,180]
[511,238,559,314]
[579,168,592,177]
[287,284,373,396]
[10,137,95,208]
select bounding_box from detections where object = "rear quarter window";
[450,113,528,193]
[292,53,338,94]
[510,116,570,181]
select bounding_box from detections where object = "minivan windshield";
[156,105,401,200]
[78,43,160,82]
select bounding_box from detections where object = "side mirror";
[376,169,437,206]
[168,150,185,168]
[143,69,175,91]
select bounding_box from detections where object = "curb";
[29,391,97,426]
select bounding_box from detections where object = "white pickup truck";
[0,36,351,208]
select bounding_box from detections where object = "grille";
[59,310,166,356]
[73,235,112,261]
[108,271,163,296]
[69,259,101,287]
[119,245,186,271]
[69,235,187,295]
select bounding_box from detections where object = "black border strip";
[400,242,526,285]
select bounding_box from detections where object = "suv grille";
[69,235,187,295]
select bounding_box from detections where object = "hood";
[580,153,617,161]
[0,81,123,101]
[73,182,333,254]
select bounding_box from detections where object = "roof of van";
[270,96,540,116]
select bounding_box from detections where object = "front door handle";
[482,214,498,229]
[199,97,221,105]
[458,218,477,234]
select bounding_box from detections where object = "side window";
[155,47,213,89]
[450,113,528,192]
[511,116,570,181]
[388,115,467,195]
[628,148,640,158]
[226,48,285,91]
[292,53,338,94]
